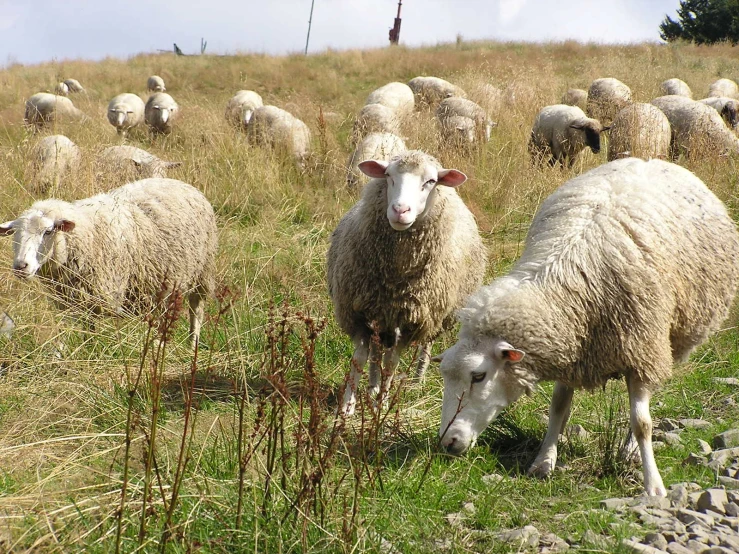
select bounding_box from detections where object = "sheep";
[328,150,487,415]
[107,93,145,136]
[0,178,218,348]
[225,90,264,129]
[651,95,739,158]
[586,77,632,124]
[63,79,85,93]
[561,88,588,110]
[54,82,69,96]
[24,93,85,129]
[351,103,402,145]
[247,105,311,163]
[365,82,415,116]
[407,76,467,109]
[436,97,496,145]
[147,75,166,92]
[698,96,739,130]
[145,92,179,134]
[435,157,739,497]
[659,78,692,98]
[529,104,609,167]
[708,78,738,99]
[98,145,182,179]
[29,135,81,194]
[607,103,671,161]
[345,132,407,189]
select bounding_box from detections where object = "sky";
[1,0,681,67]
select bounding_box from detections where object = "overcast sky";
[1,0,680,67]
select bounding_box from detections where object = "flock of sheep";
[5,68,739,501]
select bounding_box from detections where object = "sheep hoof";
[643,484,667,497]
[527,458,555,478]
[338,401,356,418]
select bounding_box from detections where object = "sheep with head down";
[145,92,179,134]
[107,93,145,136]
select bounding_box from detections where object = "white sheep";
[63,79,85,93]
[147,75,166,92]
[708,78,738,99]
[407,76,467,108]
[328,150,487,415]
[345,132,407,189]
[659,78,692,98]
[107,93,145,136]
[145,92,179,134]
[54,82,69,96]
[529,104,609,167]
[29,135,81,194]
[607,103,671,161]
[561,88,588,110]
[365,82,415,116]
[436,97,495,145]
[24,93,85,129]
[698,96,739,130]
[225,90,264,129]
[98,145,182,179]
[586,77,632,124]
[352,103,402,145]
[435,157,739,497]
[247,105,311,163]
[0,178,218,347]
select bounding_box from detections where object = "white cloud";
[499,0,527,26]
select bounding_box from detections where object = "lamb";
[0,178,218,347]
[225,90,264,129]
[708,78,738,99]
[659,78,692,98]
[352,103,402,144]
[145,92,179,134]
[107,93,146,136]
[586,77,632,124]
[435,157,739,497]
[98,145,182,179]
[561,88,588,110]
[63,79,85,93]
[365,82,415,116]
[436,97,496,145]
[24,93,85,129]
[345,132,406,188]
[607,103,671,161]
[529,104,609,167]
[247,105,311,163]
[698,96,739,130]
[407,76,467,109]
[29,135,81,194]
[328,150,487,415]
[147,75,166,92]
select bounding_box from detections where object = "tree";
[660,0,739,45]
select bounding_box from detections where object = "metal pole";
[305,0,316,55]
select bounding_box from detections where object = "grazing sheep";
[659,78,692,98]
[651,95,739,158]
[365,82,415,116]
[529,104,609,167]
[328,150,487,415]
[145,92,179,134]
[586,77,632,124]
[29,135,81,194]
[24,93,85,129]
[408,76,467,109]
[247,105,311,163]
[98,145,182,179]
[225,90,264,129]
[0,178,218,347]
[698,96,739,130]
[561,88,588,110]
[435,157,739,497]
[107,93,145,136]
[147,75,166,92]
[708,78,738,99]
[346,132,407,188]
[436,97,496,145]
[607,103,671,161]
[352,103,402,144]
[54,82,69,96]
[63,79,85,93]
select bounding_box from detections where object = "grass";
[0,39,738,552]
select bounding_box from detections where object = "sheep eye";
[424,179,436,187]
[470,372,486,384]
[43,229,54,236]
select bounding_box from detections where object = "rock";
[659,418,680,432]
[601,497,631,510]
[481,473,504,485]
[621,538,669,553]
[697,489,728,515]
[669,485,690,508]
[654,441,667,451]
[496,525,539,547]
[566,424,589,440]
[644,532,669,550]
[717,477,739,490]
[688,492,704,509]
[679,419,711,430]
[720,535,739,550]
[701,548,736,554]
[665,433,683,446]
[665,543,693,554]
[539,532,570,552]
[634,495,672,510]
[728,491,739,504]
[713,430,739,449]
[461,501,475,515]
[677,508,715,527]
[684,453,708,466]
[725,503,739,517]
[709,447,739,465]
[714,377,739,386]
[445,512,465,528]
[684,540,709,552]
[697,439,713,455]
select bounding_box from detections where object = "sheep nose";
[13,262,28,272]
[392,203,410,216]
[441,436,464,456]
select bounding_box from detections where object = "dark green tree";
[660,0,739,44]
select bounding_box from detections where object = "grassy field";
[0,39,738,553]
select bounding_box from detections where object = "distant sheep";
[63,79,85,93]
[659,78,692,98]
[147,75,166,92]
[408,76,467,108]
[107,93,145,136]
[561,88,588,110]
[98,145,182,180]
[145,92,179,134]
[0,178,218,347]
[247,105,311,163]
[436,97,495,145]
[352,103,402,145]
[607,103,671,161]
[708,78,738,99]
[346,132,406,188]
[24,93,85,129]
[29,135,80,194]
[54,82,69,96]
[698,96,739,130]
[529,104,608,167]
[435,157,739,498]
[586,77,632,124]
[328,150,487,415]
[225,90,264,129]
[365,82,414,116]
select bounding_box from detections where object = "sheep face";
[436,336,526,455]
[0,212,75,279]
[722,101,739,129]
[571,120,608,154]
[358,158,466,230]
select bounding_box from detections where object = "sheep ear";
[496,341,525,363]
[358,160,389,178]
[53,219,75,233]
[431,351,445,363]
[569,122,584,130]
[601,125,612,132]
[437,169,467,188]
[0,221,15,236]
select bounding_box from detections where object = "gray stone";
[665,432,683,445]
[697,439,713,455]
[725,502,739,517]
[688,492,705,510]
[670,485,691,508]
[660,418,681,431]
[679,419,712,430]
[713,429,739,449]
[697,489,728,514]
[461,501,475,514]
[445,512,465,528]
[685,453,708,466]
[714,377,739,386]
[710,447,739,465]
[645,532,669,550]
[566,424,589,440]
[481,473,504,485]
[684,540,709,552]
[661,530,685,543]
[601,497,631,510]
[677,509,715,527]
[539,533,570,552]
[720,535,739,551]
[496,525,539,547]
[728,491,739,504]
[634,495,673,510]
[717,477,739,490]
[665,543,694,554]
[621,539,669,553]
[701,548,735,554]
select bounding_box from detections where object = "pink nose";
[13,262,28,271]
[392,203,410,216]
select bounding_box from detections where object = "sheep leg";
[340,338,369,417]
[188,292,205,348]
[528,381,573,478]
[415,342,432,382]
[367,340,383,398]
[627,375,666,497]
[372,346,400,410]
